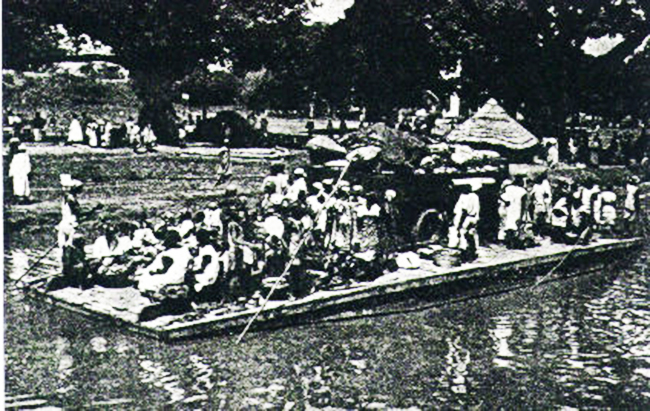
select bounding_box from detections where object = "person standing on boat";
[594,184,618,237]
[500,176,528,248]
[622,175,640,235]
[8,144,32,203]
[530,173,552,236]
[449,184,480,261]
[574,179,600,233]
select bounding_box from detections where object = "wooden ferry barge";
[23,237,643,341]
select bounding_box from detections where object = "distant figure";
[339,118,348,137]
[449,184,480,261]
[359,107,367,127]
[8,144,31,202]
[67,118,84,144]
[86,121,99,147]
[546,140,559,167]
[263,164,289,196]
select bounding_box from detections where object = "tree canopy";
[4,0,649,144]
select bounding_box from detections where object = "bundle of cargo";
[419,143,503,176]
[307,122,432,170]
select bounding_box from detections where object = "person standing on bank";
[8,144,32,203]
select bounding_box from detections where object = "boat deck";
[20,237,643,341]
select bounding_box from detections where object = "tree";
[4,0,307,144]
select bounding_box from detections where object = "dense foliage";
[4,0,649,144]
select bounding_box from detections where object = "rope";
[236,162,352,343]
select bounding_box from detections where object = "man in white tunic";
[449,184,480,260]
[67,118,84,144]
[594,185,618,236]
[500,176,527,247]
[8,144,31,202]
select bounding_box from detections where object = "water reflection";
[4,244,650,408]
[138,357,187,404]
[490,315,515,369]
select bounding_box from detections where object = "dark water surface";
[5,242,650,410]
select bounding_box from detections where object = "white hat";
[293,167,306,176]
[60,174,83,188]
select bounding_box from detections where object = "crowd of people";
[49,166,402,311]
[66,115,157,151]
[447,172,642,262]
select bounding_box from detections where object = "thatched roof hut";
[446,98,539,151]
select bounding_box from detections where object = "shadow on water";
[5,236,650,409]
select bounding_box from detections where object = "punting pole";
[236,161,353,344]
[10,241,60,288]
[534,226,591,288]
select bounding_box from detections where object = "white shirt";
[68,119,84,143]
[501,185,526,230]
[137,246,192,294]
[531,180,552,213]
[625,184,638,211]
[192,244,221,292]
[285,178,308,202]
[9,152,31,178]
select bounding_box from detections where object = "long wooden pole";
[236,162,352,343]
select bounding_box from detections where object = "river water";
[5,242,650,409]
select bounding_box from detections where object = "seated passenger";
[188,229,224,302]
[203,201,224,235]
[285,168,308,203]
[136,231,193,300]
[550,183,570,243]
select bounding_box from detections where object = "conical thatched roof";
[446,99,539,150]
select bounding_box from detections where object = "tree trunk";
[131,71,179,146]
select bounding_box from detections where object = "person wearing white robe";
[623,177,640,228]
[531,175,552,225]
[500,178,527,244]
[8,146,31,200]
[67,118,84,144]
[136,232,192,297]
[285,168,308,203]
[85,122,98,147]
[449,185,480,253]
[594,188,617,232]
